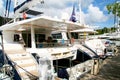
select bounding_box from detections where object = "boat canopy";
[70,28,97,33]
[0,16,85,31]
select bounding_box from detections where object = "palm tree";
[106,1,120,32]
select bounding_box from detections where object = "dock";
[80,47,120,80]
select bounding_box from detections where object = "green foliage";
[0,16,4,26]
[106,2,120,17]
[96,27,117,35]
[0,16,12,26]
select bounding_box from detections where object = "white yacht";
[0,15,99,80]
[0,0,100,79]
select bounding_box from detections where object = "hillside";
[96,27,116,35]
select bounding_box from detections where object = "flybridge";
[14,0,44,16]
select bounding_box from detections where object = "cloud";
[37,0,95,23]
[84,4,108,24]
[40,0,94,19]
[7,0,96,21]
[80,0,94,9]
[2,0,110,27]
[0,0,3,9]
[9,0,75,19]
[32,0,75,19]
[0,0,4,16]
[35,0,108,26]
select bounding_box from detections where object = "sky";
[0,0,118,29]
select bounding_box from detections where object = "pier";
[80,47,120,80]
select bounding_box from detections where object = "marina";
[0,0,120,80]
[80,47,120,80]
[0,15,99,80]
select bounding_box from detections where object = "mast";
[75,0,82,23]
[14,0,18,22]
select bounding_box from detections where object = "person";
[71,37,75,44]
[47,36,52,43]
[47,36,53,47]
[61,39,65,45]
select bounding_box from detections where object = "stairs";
[4,43,39,80]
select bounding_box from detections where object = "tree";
[0,16,12,26]
[107,2,120,17]
[106,1,120,32]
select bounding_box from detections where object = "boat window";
[79,35,85,39]
[66,33,70,39]
[47,36,53,43]
[35,34,45,43]
[14,34,20,42]
[71,32,78,39]
[74,50,91,63]
[52,33,62,39]
[22,33,31,48]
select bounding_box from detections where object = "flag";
[69,4,76,22]
[23,12,27,19]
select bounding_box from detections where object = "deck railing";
[36,40,70,48]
